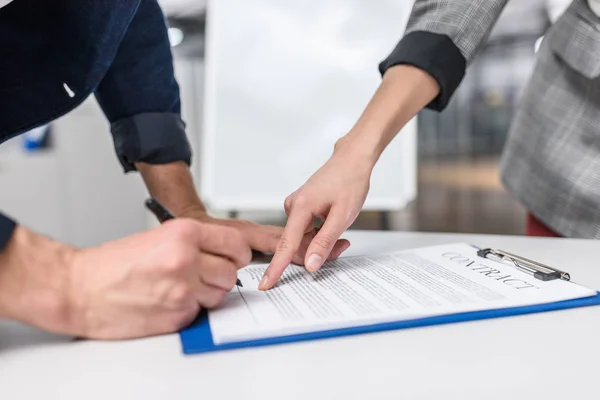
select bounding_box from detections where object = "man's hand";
[136,160,350,287]
[0,220,251,339]
[180,210,351,273]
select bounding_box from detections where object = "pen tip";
[237,279,243,287]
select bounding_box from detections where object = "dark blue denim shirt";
[0,0,192,249]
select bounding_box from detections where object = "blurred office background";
[0,0,571,247]
[414,0,569,235]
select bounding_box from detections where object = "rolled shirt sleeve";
[94,0,191,172]
[110,112,190,172]
[379,0,510,111]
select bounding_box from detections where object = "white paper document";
[209,243,595,344]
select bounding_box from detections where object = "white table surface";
[1,231,599,400]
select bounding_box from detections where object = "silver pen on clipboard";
[477,248,571,282]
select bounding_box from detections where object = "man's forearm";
[0,226,76,333]
[136,161,208,218]
[335,65,439,162]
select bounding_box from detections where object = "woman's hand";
[259,141,376,290]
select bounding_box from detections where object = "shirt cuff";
[110,112,192,172]
[0,212,17,252]
[378,31,467,111]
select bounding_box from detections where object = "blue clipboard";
[180,292,600,355]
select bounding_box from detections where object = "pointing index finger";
[259,209,312,290]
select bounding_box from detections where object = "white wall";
[200,0,417,213]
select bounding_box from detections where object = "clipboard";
[179,246,600,355]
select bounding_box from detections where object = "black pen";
[145,198,243,287]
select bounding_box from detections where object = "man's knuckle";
[170,219,199,238]
[221,266,238,290]
[220,230,250,264]
[164,256,184,273]
[229,263,239,280]
[270,232,283,246]
[165,245,194,272]
[227,227,245,245]
[169,283,193,304]
[239,247,252,266]
[229,248,251,269]
[271,229,283,240]
[210,225,235,246]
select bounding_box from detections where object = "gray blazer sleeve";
[379,0,510,110]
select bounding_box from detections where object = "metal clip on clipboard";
[477,248,571,282]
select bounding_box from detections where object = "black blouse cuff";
[0,212,17,252]
[378,31,467,111]
[110,112,192,172]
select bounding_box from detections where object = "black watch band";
[0,213,17,252]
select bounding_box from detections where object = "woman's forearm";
[335,65,440,162]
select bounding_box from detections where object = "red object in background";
[526,213,561,237]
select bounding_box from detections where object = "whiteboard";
[200,0,417,211]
